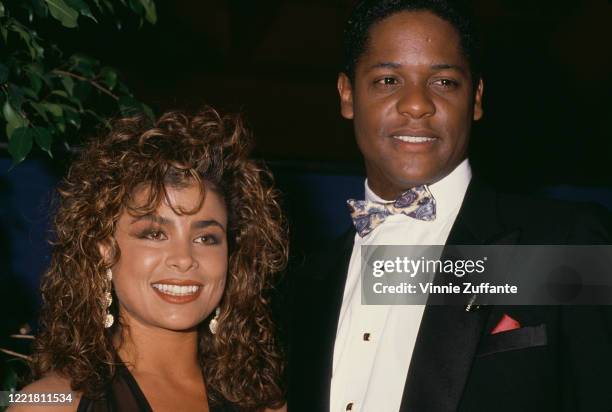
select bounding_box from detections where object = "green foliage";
[0,0,157,167]
[0,356,18,411]
[0,351,30,411]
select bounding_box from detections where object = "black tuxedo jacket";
[285,177,612,412]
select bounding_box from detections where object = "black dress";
[76,362,236,412]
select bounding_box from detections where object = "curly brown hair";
[32,107,288,410]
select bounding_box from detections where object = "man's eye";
[195,235,219,245]
[375,77,398,86]
[433,78,458,88]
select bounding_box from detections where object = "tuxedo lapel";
[400,177,520,412]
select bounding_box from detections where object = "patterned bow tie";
[347,185,436,237]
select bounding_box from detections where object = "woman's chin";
[153,316,205,333]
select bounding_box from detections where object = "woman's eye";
[138,229,166,240]
[146,230,165,240]
[195,235,218,245]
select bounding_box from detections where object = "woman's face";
[110,182,228,332]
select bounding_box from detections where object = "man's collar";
[364,159,472,219]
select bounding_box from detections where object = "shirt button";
[346,402,354,411]
[363,333,370,341]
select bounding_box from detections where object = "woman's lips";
[151,280,203,304]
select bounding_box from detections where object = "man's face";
[338,11,483,200]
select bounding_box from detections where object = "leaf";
[8,21,32,55]
[0,356,18,391]
[8,83,26,110]
[30,102,49,121]
[118,97,154,120]
[102,0,114,13]
[142,103,154,120]
[32,126,53,157]
[91,0,102,12]
[31,0,49,18]
[84,108,104,123]
[41,102,63,117]
[25,67,44,94]
[24,63,45,77]
[72,80,91,101]
[51,90,69,98]
[100,66,117,90]
[0,1,5,18]
[8,19,45,59]
[54,117,66,133]
[0,63,8,83]
[64,0,97,22]
[63,106,81,129]
[118,96,142,116]
[3,101,27,138]
[139,0,156,24]
[8,127,34,165]
[31,39,45,59]
[61,75,74,95]
[22,87,38,99]
[69,54,98,77]
[45,0,79,28]
[128,0,143,14]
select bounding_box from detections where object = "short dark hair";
[342,0,481,84]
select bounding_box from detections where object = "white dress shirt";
[330,159,472,412]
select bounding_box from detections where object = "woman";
[12,108,287,411]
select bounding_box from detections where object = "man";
[286,1,612,411]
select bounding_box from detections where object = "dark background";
[64,0,611,186]
[1,0,611,347]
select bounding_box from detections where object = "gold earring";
[104,268,114,328]
[209,307,220,334]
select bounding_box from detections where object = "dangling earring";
[209,307,220,334]
[103,268,114,328]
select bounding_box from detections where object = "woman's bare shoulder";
[7,373,81,412]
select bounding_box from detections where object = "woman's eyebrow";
[130,214,172,226]
[192,220,226,231]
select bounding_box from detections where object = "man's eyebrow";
[130,215,172,225]
[368,62,402,70]
[430,63,465,72]
[192,220,226,231]
[366,62,467,72]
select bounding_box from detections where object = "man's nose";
[165,239,197,272]
[396,84,435,119]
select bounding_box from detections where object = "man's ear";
[337,72,355,120]
[473,78,484,121]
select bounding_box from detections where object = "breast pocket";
[476,324,547,357]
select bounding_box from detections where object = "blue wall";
[2,156,612,336]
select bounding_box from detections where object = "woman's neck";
[115,313,202,381]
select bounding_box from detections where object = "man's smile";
[392,135,437,143]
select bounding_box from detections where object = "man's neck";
[366,159,472,218]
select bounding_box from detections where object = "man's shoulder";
[492,188,611,243]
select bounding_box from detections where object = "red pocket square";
[491,314,521,334]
